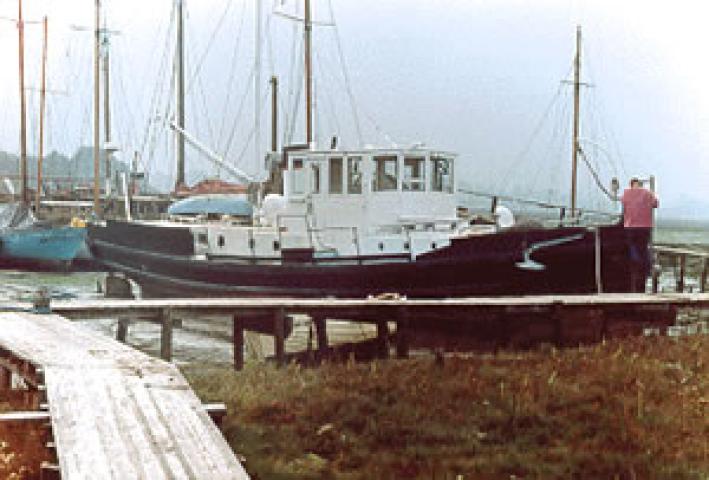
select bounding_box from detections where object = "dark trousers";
[625,228,652,291]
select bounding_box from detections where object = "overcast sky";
[0,0,707,218]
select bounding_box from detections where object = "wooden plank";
[0,410,51,422]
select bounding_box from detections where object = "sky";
[0,0,707,219]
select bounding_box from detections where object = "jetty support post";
[232,315,244,371]
[273,308,286,367]
[395,306,410,359]
[701,258,708,293]
[312,314,329,362]
[677,254,686,292]
[115,318,129,343]
[159,308,173,362]
[376,320,389,359]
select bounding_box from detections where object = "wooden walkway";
[0,311,249,480]
[44,293,709,369]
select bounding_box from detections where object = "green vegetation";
[185,335,708,480]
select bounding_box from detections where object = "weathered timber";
[313,315,328,361]
[0,312,249,479]
[233,316,244,371]
[159,308,173,361]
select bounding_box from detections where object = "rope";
[326,0,363,147]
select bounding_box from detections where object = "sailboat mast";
[174,0,186,190]
[93,0,101,216]
[255,0,262,175]
[18,0,28,205]
[103,18,112,198]
[37,16,48,215]
[570,25,581,218]
[304,0,312,145]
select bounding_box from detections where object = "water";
[0,270,377,367]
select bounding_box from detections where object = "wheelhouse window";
[431,156,453,193]
[329,157,343,194]
[347,157,362,194]
[403,157,425,191]
[291,158,306,194]
[373,155,398,191]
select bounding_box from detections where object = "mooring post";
[651,266,660,294]
[395,306,410,359]
[233,315,244,371]
[701,258,708,293]
[376,320,389,359]
[273,309,286,367]
[160,308,173,362]
[677,254,686,292]
[313,314,328,361]
[115,318,129,343]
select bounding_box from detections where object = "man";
[621,178,658,291]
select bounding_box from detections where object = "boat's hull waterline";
[88,221,641,298]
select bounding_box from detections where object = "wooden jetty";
[42,293,709,370]
[0,311,249,479]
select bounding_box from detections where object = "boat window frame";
[372,155,399,192]
[347,156,363,194]
[431,155,454,193]
[403,156,426,192]
[328,156,344,194]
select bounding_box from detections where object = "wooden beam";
[376,320,389,359]
[273,309,286,367]
[233,316,244,371]
[160,308,173,362]
[395,307,410,359]
[204,402,227,428]
[701,259,708,294]
[40,462,60,480]
[0,411,50,422]
[677,254,686,292]
[115,318,129,343]
[313,315,328,361]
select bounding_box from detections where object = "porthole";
[404,242,410,250]
[273,241,281,251]
[217,235,225,247]
[378,242,384,251]
[431,242,437,249]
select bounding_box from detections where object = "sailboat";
[0,6,86,270]
[87,8,643,298]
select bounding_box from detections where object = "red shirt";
[621,187,658,228]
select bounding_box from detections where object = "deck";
[0,311,249,480]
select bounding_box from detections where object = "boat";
[87,8,645,298]
[0,203,86,269]
[0,6,87,271]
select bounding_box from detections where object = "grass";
[184,335,708,480]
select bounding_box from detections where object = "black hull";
[88,221,641,299]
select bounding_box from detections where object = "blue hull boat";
[0,226,86,265]
[0,203,87,269]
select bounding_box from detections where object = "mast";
[18,0,28,205]
[255,0,262,175]
[93,0,101,216]
[174,0,185,190]
[270,76,278,152]
[570,25,581,218]
[36,16,48,215]
[103,18,112,198]
[304,0,312,145]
